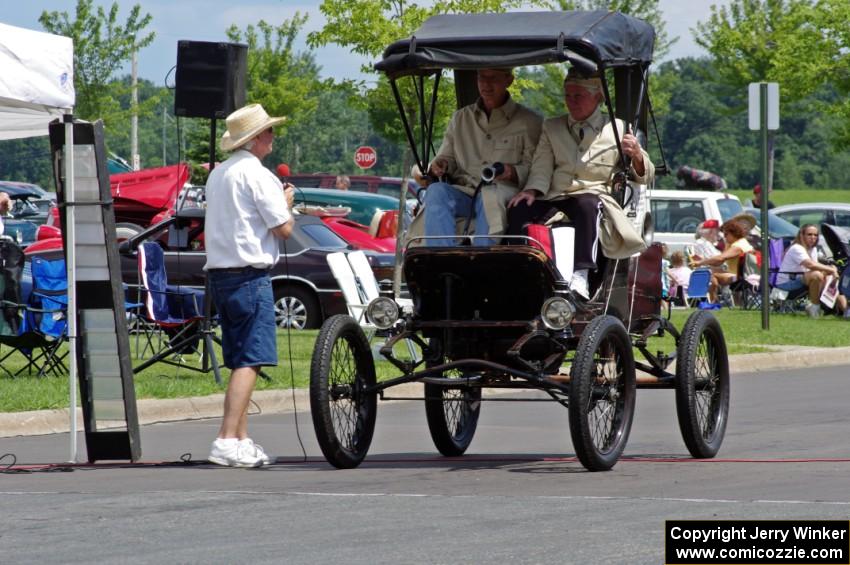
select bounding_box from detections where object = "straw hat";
[220,103,286,152]
[728,212,757,232]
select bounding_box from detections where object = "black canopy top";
[375,10,655,77]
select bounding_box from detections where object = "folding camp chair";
[131,241,211,376]
[685,268,712,307]
[766,238,808,313]
[327,250,417,359]
[0,252,68,378]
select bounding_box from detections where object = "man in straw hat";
[506,67,653,299]
[204,103,294,467]
[418,67,542,245]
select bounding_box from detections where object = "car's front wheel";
[273,284,321,330]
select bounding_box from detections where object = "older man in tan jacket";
[422,68,542,245]
[507,68,653,298]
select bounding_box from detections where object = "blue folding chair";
[133,241,219,378]
[0,254,68,378]
[685,268,712,307]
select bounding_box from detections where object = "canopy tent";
[0,22,75,139]
[1,22,78,461]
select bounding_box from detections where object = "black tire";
[116,222,144,242]
[569,315,636,471]
[309,315,377,469]
[274,284,321,330]
[424,368,481,456]
[675,310,730,458]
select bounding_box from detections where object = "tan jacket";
[526,108,654,259]
[433,96,543,234]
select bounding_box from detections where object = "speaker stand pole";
[202,119,222,385]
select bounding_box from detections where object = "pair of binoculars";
[481,162,505,183]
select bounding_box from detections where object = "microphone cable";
[280,178,307,462]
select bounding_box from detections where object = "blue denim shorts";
[776,275,805,293]
[208,268,277,369]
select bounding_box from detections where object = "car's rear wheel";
[273,284,321,330]
[675,310,729,458]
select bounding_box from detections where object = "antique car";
[308,10,731,472]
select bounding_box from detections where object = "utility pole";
[131,51,139,170]
[162,106,167,165]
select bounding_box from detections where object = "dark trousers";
[506,193,602,270]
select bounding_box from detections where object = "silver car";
[773,202,850,229]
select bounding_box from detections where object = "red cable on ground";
[5,455,850,472]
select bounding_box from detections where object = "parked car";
[0,181,56,248]
[27,208,396,330]
[283,171,420,200]
[745,206,831,258]
[292,187,411,253]
[772,202,850,229]
[46,164,193,241]
[650,189,744,252]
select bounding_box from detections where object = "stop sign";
[354,146,377,169]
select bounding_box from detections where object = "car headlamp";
[366,297,400,330]
[541,297,575,330]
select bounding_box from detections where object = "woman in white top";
[776,224,846,317]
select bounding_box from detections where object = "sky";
[3,1,729,85]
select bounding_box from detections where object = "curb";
[3,348,849,438]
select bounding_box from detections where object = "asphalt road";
[2,365,849,564]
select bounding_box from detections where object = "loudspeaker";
[174,41,248,119]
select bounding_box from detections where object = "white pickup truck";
[650,189,744,252]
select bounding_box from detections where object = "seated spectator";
[667,250,692,303]
[335,175,351,190]
[691,219,753,303]
[691,219,722,262]
[776,224,847,318]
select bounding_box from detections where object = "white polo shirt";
[203,150,291,270]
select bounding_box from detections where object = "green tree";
[308,0,547,156]
[39,0,156,126]
[226,16,323,126]
[693,0,810,101]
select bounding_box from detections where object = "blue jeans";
[208,267,277,369]
[423,182,492,246]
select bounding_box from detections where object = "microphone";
[276,163,291,181]
[481,162,505,183]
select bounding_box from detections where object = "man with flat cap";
[419,67,543,245]
[204,103,294,467]
[507,67,653,299]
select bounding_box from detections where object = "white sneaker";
[805,303,821,318]
[208,438,263,468]
[570,269,590,300]
[240,438,273,465]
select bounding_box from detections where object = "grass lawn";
[1,308,848,413]
[728,189,850,207]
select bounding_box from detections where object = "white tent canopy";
[1,21,78,461]
[0,22,75,139]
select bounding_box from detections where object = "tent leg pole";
[64,115,78,463]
